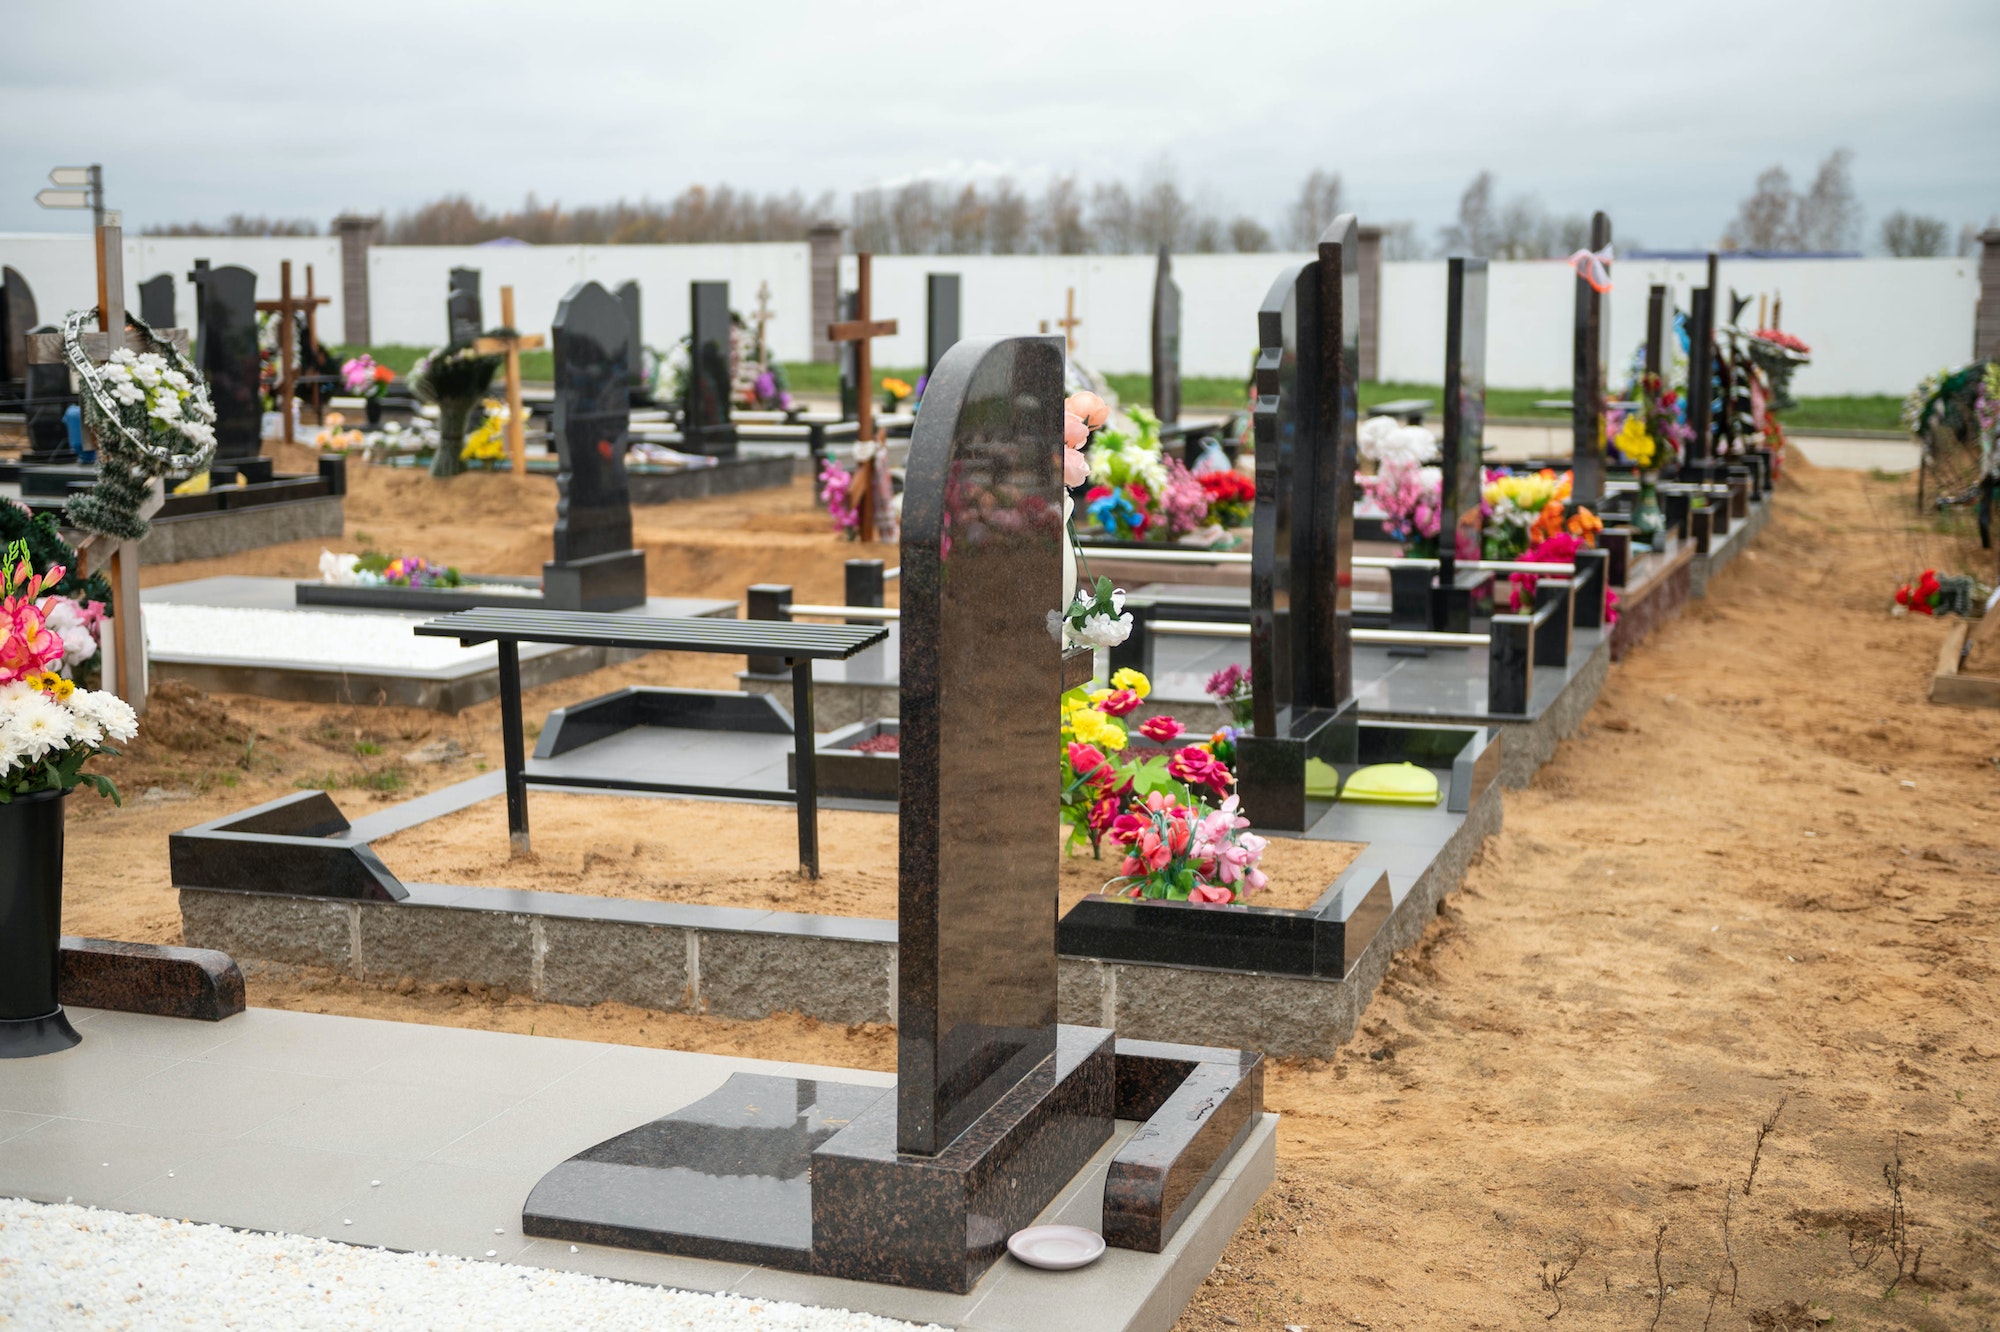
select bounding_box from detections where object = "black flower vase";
[0,789,80,1058]
[365,394,384,426]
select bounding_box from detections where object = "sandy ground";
[63,452,2000,1329]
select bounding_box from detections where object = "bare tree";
[144,214,320,237]
[890,181,944,255]
[1090,181,1138,254]
[1724,166,1800,250]
[1135,171,1191,253]
[947,184,988,255]
[1438,171,1499,257]
[1380,220,1424,260]
[986,178,1030,254]
[1039,176,1088,254]
[1286,169,1346,249]
[1881,209,1950,257]
[851,189,893,253]
[1229,216,1272,252]
[1797,148,1861,251]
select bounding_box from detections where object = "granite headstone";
[614,280,646,400]
[835,289,860,420]
[188,260,263,464]
[1,266,37,387]
[447,267,482,345]
[1151,245,1182,426]
[1570,211,1611,506]
[138,274,175,331]
[542,280,645,611]
[924,273,960,382]
[683,280,738,456]
[23,326,74,463]
[1442,257,1488,563]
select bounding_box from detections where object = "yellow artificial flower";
[28,671,73,700]
[1614,415,1657,469]
[1068,708,1126,752]
[881,377,913,399]
[1110,667,1151,699]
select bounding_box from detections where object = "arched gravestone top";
[549,281,634,563]
[138,273,175,332]
[1443,257,1489,561]
[1151,246,1181,426]
[896,333,1065,1156]
[2,266,38,382]
[189,262,262,461]
[1249,214,1356,738]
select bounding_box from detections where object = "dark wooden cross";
[473,285,545,479]
[254,260,330,446]
[752,279,775,361]
[1056,287,1082,353]
[825,253,897,446]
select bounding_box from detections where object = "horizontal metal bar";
[1077,546,1253,565]
[1148,618,1487,648]
[413,609,885,658]
[884,566,901,581]
[783,604,900,621]
[1078,545,1572,575]
[524,772,799,803]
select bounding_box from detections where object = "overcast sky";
[4,0,1995,250]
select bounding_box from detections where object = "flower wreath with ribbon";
[60,307,218,541]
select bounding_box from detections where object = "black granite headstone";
[447,267,482,345]
[1,266,37,386]
[1151,246,1182,426]
[1644,284,1668,380]
[1570,211,1612,506]
[1236,216,1360,831]
[1687,281,1716,467]
[614,280,646,399]
[1442,257,1488,563]
[543,281,645,611]
[923,273,960,381]
[835,289,859,420]
[188,260,262,463]
[138,274,175,330]
[23,325,75,463]
[683,280,739,457]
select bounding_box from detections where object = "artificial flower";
[1137,715,1185,744]
[1110,668,1150,699]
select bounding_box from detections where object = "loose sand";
[65,453,2000,1328]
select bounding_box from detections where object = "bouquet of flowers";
[1358,416,1440,468]
[61,309,218,541]
[459,399,510,466]
[409,343,502,478]
[1103,792,1268,904]
[318,549,464,589]
[1358,459,1443,556]
[1614,371,1690,474]
[313,411,365,454]
[1481,469,1571,560]
[1082,406,1171,540]
[1056,576,1132,649]
[1745,328,1811,412]
[747,367,794,412]
[1206,663,1254,726]
[1894,568,1982,617]
[1198,471,1255,527]
[819,457,861,540]
[340,354,395,398]
[879,377,914,413]
[1,547,135,804]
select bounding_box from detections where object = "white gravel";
[0,1198,944,1332]
[143,604,495,672]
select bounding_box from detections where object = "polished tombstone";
[614,280,648,402]
[524,338,1148,1293]
[924,273,960,382]
[541,281,646,611]
[188,260,264,464]
[447,266,483,345]
[835,289,860,421]
[22,328,74,464]
[2,266,39,391]
[683,280,739,457]
[1151,245,1182,425]
[138,273,175,330]
[1570,210,1612,506]
[1235,217,1361,831]
[1442,256,1488,567]
[1644,283,1669,380]
[1686,283,1715,471]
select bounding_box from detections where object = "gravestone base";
[1234,698,1360,832]
[521,1025,1117,1294]
[542,549,646,612]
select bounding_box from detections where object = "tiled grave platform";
[142,576,736,712]
[1690,493,1771,598]
[0,1007,1273,1332]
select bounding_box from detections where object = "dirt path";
[74,455,2000,1328]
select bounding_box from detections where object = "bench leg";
[792,660,819,880]
[498,640,530,856]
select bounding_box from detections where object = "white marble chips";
[143,604,493,672]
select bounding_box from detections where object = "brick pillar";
[1977,229,2000,362]
[333,214,379,347]
[1356,225,1383,383]
[809,222,844,363]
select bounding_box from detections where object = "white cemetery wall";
[366,242,812,357]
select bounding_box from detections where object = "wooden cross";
[1056,287,1082,353]
[825,253,898,446]
[752,280,775,362]
[254,260,329,446]
[22,218,185,716]
[474,286,545,480]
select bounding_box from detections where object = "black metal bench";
[414,608,888,878]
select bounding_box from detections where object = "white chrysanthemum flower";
[7,692,77,762]
[68,689,137,745]
[1072,611,1133,648]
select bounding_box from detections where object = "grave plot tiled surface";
[0,1007,1273,1332]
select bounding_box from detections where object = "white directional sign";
[48,167,93,187]
[35,188,91,209]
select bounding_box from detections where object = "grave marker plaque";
[188,260,262,464]
[447,267,482,345]
[684,280,739,457]
[1442,257,1488,564]
[1570,211,1612,506]
[1151,246,1182,425]
[924,273,960,382]
[542,281,645,611]
[138,274,174,330]
[2,266,38,387]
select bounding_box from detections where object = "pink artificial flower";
[1066,391,1108,429]
[1067,742,1111,784]
[1096,689,1142,718]
[1064,411,1089,449]
[1189,884,1235,905]
[1169,746,1233,795]
[1063,442,1090,489]
[1087,794,1120,833]
[1137,715,1185,744]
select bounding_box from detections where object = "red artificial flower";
[1096,689,1142,718]
[1067,742,1112,784]
[1137,715,1185,744]
[1109,811,1149,845]
[1087,794,1120,832]
[1169,746,1234,794]
[1084,484,1113,505]
[1189,884,1235,905]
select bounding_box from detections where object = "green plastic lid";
[1336,761,1442,806]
